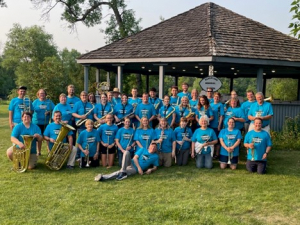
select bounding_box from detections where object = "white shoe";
[94,174,103,182]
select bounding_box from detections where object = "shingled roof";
[78,2,300,63]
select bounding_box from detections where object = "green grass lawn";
[0,103,300,225]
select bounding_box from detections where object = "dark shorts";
[246,160,267,174]
[219,155,239,164]
[80,157,99,168]
[38,124,46,134]
[100,143,116,154]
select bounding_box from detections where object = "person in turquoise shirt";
[244,118,272,174]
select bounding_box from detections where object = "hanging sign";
[199,76,222,91]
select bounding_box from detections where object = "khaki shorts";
[159,152,172,167]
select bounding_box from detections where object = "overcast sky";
[0,0,294,54]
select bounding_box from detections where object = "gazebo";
[77,2,300,130]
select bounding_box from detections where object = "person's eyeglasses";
[207,91,213,92]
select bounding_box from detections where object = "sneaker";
[116,172,127,181]
[94,174,103,182]
[66,165,74,169]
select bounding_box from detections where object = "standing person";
[154,118,176,167]
[210,92,225,159]
[149,87,162,128]
[241,90,256,133]
[94,142,159,182]
[114,94,134,128]
[72,91,94,134]
[248,92,273,134]
[8,86,33,130]
[218,118,242,170]
[244,118,272,174]
[173,117,193,166]
[128,87,142,129]
[32,89,55,155]
[6,112,43,170]
[107,91,115,108]
[191,115,218,169]
[178,82,191,100]
[66,84,80,142]
[158,95,176,128]
[170,86,181,106]
[97,114,118,168]
[32,88,55,133]
[115,117,135,166]
[174,96,195,128]
[223,97,246,133]
[135,93,156,128]
[77,119,100,168]
[195,95,214,125]
[134,117,155,152]
[94,93,113,127]
[111,88,121,105]
[189,89,199,109]
[44,111,77,169]
[88,92,97,106]
[206,87,214,104]
[53,93,73,125]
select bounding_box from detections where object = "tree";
[0,0,6,7]
[2,24,58,98]
[289,0,300,39]
[32,0,143,92]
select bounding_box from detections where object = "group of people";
[7,83,274,181]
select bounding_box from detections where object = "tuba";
[45,122,75,170]
[13,135,34,173]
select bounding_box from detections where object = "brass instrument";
[185,111,195,126]
[84,144,90,167]
[12,135,34,173]
[76,105,95,127]
[115,111,135,126]
[23,95,31,112]
[96,82,110,94]
[264,95,273,103]
[45,122,75,170]
[94,108,114,128]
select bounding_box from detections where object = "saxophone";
[75,105,95,127]
[45,122,76,170]
[12,135,34,173]
[165,106,176,119]
[94,108,114,128]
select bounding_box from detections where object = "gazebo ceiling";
[77,2,300,78]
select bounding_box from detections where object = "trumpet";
[85,144,90,167]
[23,95,31,112]
[76,105,95,127]
[12,135,34,173]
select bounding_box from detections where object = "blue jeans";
[196,153,213,169]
